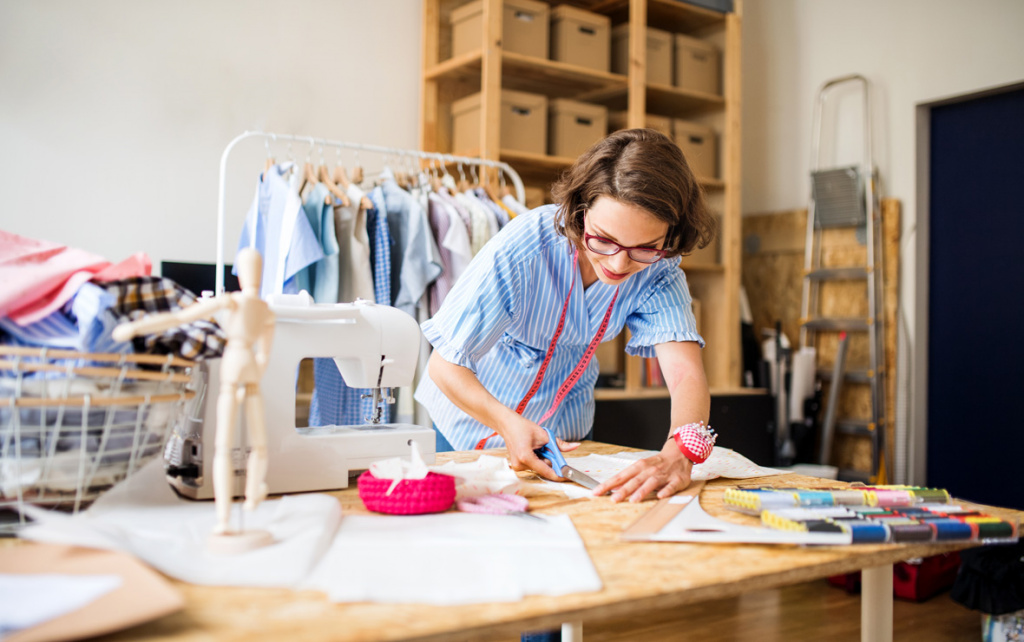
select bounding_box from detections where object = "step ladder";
[799,74,887,484]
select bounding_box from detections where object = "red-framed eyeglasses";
[583,232,668,264]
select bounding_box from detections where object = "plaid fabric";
[102,277,226,360]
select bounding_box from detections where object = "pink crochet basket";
[357,471,456,515]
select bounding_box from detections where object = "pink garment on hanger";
[0,230,151,325]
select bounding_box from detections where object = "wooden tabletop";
[6,442,1019,641]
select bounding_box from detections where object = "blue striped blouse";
[414,204,704,451]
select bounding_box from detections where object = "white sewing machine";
[166,294,437,499]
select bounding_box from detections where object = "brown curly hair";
[550,128,716,258]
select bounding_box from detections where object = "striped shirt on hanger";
[415,204,703,451]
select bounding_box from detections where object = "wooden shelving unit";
[421,0,743,396]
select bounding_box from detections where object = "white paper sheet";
[20,460,342,588]
[303,513,602,604]
[0,573,121,634]
[534,447,784,498]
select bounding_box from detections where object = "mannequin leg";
[242,384,269,510]
[212,383,240,534]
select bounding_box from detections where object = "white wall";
[0,0,423,269]
[742,0,1024,319]
[741,0,1024,482]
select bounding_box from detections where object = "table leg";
[561,621,582,642]
[861,564,893,642]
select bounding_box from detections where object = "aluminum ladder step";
[805,267,870,281]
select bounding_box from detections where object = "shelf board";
[594,387,671,401]
[594,385,767,402]
[426,49,628,98]
[587,0,728,32]
[678,261,725,273]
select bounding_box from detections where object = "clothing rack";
[215,130,527,294]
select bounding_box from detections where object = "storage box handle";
[576,117,593,126]
[578,26,596,36]
[512,107,532,116]
[513,10,534,22]
[692,52,708,62]
[689,135,705,144]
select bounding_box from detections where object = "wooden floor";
[519,580,981,641]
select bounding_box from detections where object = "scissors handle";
[533,427,568,475]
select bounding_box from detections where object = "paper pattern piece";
[0,574,121,636]
[534,447,783,498]
[303,513,602,604]
[0,544,184,642]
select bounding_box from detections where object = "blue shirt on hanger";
[236,163,323,298]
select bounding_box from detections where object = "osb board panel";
[742,200,900,478]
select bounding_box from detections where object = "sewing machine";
[166,294,437,499]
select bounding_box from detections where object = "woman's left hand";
[591,439,693,502]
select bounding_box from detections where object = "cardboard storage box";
[450,0,550,59]
[611,24,672,86]
[550,5,610,72]
[674,33,720,95]
[608,111,672,137]
[673,119,717,179]
[549,99,608,158]
[451,90,548,156]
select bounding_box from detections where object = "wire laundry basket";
[0,346,196,534]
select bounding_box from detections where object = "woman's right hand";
[501,417,580,482]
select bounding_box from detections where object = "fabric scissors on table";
[456,493,545,521]
[534,427,602,491]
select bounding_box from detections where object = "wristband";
[670,422,717,464]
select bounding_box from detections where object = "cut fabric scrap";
[430,454,520,499]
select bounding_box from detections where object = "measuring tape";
[475,248,619,450]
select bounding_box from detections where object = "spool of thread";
[928,519,974,541]
[910,488,951,504]
[831,490,869,506]
[870,489,913,507]
[794,491,835,507]
[889,523,934,542]
[842,520,890,543]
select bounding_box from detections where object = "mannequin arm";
[113,296,227,342]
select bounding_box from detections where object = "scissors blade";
[561,465,600,490]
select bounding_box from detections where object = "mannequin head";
[235,248,263,294]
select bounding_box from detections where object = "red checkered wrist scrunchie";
[671,422,717,464]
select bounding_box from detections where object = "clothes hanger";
[456,162,470,192]
[351,149,364,185]
[316,144,351,206]
[298,142,319,196]
[263,137,275,173]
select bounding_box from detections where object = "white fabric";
[430,454,520,500]
[534,447,784,499]
[0,573,121,634]
[19,457,600,605]
[19,460,341,589]
[302,513,601,604]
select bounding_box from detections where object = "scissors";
[534,428,602,491]
[456,493,545,521]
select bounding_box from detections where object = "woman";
[415,128,717,502]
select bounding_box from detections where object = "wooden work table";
[6,442,1020,642]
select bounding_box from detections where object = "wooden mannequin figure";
[113,248,275,554]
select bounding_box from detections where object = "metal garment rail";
[215,130,526,294]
